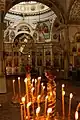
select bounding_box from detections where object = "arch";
[14,32,33,43]
[5,0,64,24]
[16,21,33,33]
[66,0,76,22]
[69,0,80,24]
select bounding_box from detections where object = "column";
[35,50,37,68]
[12,46,14,74]
[63,25,70,79]
[0,10,6,93]
[18,52,21,73]
[43,47,46,66]
[50,46,53,66]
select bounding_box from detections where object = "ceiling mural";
[9,2,50,15]
[69,0,80,23]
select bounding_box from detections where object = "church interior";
[0,0,80,120]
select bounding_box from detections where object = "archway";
[5,0,64,24]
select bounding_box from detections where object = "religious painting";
[36,20,51,42]
[74,56,80,67]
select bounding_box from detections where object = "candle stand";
[12,73,56,120]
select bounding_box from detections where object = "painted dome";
[9,1,50,15]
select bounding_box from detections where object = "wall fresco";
[36,20,51,42]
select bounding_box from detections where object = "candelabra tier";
[12,73,56,120]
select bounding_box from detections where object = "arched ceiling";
[5,0,65,24]
[69,0,80,24]
[5,0,80,24]
[9,2,50,15]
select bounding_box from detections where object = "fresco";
[36,20,51,42]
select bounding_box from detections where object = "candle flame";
[27,102,31,108]
[35,79,37,83]
[18,77,20,80]
[37,95,41,100]
[38,77,41,80]
[41,83,43,86]
[13,79,15,83]
[21,97,25,103]
[43,86,45,90]
[75,111,78,119]
[70,93,73,99]
[62,84,65,88]
[32,79,34,83]
[46,95,48,99]
[31,87,35,92]
[36,107,40,114]
[47,108,52,114]
[24,78,27,83]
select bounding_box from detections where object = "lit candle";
[18,77,21,97]
[47,108,52,120]
[37,95,41,107]
[35,79,37,98]
[21,97,26,119]
[31,87,35,100]
[31,87,35,118]
[27,102,31,120]
[36,107,40,120]
[41,82,44,88]
[32,79,34,87]
[41,83,44,95]
[43,86,45,99]
[12,79,15,96]
[68,93,73,120]
[45,95,48,116]
[75,111,78,120]
[24,78,29,103]
[62,84,65,119]
[41,85,45,98]
[37,77,41,95]
[20,104,24,120]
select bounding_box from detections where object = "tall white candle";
[37,95,41,107]
[31,87,35,118]
[32,79,34,87]
[31,87,35,101]
[24,78,29,103]
[62,84,65,119]
[27,102,31,120]
[12,79,15,96]
[21,104,24,120]
[36,107,40,120]
[21,97,26,119]
[35,79,37,98]
[47,108,52,119]
[45,95,48,116]
[68,93,73,120]
[37,77,41,95]
[41,83,44,95]
[18,77,21,97]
